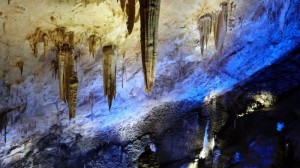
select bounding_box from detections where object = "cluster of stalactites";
[27,27,75,60]
[198,14,212,55]
[102,45,118,110]
[197,2,229,55]
[58,43,79,119]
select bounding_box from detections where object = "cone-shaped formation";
[58,49,67,102]
[139,0,161,93]
[102,45,118,110]
[198,14,212,56]
[126,0,136,35]
[214,2,228,52]
[66,48,78,119]
[118,0,137,34]
[120,0,126,11]
[58,43,78,119]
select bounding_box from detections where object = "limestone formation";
[102,45,118,110]
[126,0,136,35]
[89,35,97,57]
[42,33,49,60]
[214,2,228,52]
[198,14,212,55]
[139,0,161,93]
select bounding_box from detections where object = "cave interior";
[0,0,300,167]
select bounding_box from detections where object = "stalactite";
[139,0,161,93]
[15,60,24,76]
[126,0,136,35]
[63,44,70,104]
[88,35,97,57]
[68,31,75,49]
[42,33,48,60]
[66,49,78,119]
[27,28,42,58]
[55,27,66,52]
[119,0,126,12]
[102,45,117,110]
[198,14,212,55]
[57,42,78,118]
[214,2,228,52]
[58,51,67,102]
[122,64,126,88]
[51,59,58,79]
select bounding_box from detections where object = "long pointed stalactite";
[66,45,78,119]
[102,45,118,110]
[58,51,67,102]
[139,0,161,93]
[58,43,79,119]
[126,0,136,35]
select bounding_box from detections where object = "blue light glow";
[276,122,285,132]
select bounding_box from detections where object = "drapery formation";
[103,45,118,110]
[198,14,212,55]
[214,2,228,52]
[197,2,229,54]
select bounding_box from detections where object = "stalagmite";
[102,45,118,110]
[198,14,212,55]
[43,33,48,60]
[139,0,161,93]
[214,2,228,52]
[126,0,136,35]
